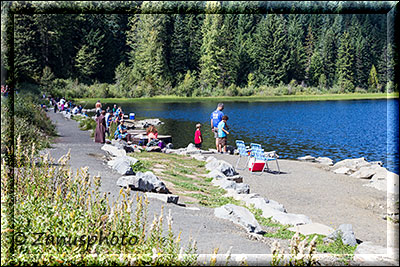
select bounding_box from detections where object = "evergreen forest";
[8,1,398,98]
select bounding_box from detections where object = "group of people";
[50,96,84,115]
[94,101,127,144]
[194,103,230,153]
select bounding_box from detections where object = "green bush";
[1,93,56,155]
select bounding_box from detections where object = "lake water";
[106,99,399,174]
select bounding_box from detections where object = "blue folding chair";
[235,140,250,170]
[250,143,280,174]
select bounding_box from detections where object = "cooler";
[129,113,135,120]
[248,157,266,172]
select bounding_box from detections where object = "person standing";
[210,103,224,152]
[95,100,102,117]
[218,115,229,153]
[194,123,203,149]
[95,110,106,143]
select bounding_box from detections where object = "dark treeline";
[13,1,397,98]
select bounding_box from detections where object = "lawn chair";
[264,150,280,174]
[249,143,280,174]
[248,143,266,174]
[235,140,250,170]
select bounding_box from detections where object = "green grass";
[75,92,398,105]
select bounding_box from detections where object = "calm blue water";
[106,99,399,174]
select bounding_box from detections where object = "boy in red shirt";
[194,123,203,149]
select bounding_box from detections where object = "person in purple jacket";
[210,103,224,152]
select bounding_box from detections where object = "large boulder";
[271,212,312,226]
[214,204,264,234]
[217,161,238,177]
[331,157,370,173]
[333,167,352,175]
[102,144,126,157]
[116,175,136,187]
[349,166,377,179]
[288,223,335,236]
[206,158,237,177]
[116,171,169,193]
[207,169,226,179]
[315,157,334,166]
[324,224,357,247]
[212,178,249,194]
[108,156,138,175]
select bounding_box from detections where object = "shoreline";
[74,92,399,105]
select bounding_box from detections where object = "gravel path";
[211,153,389,247]
[43,111,271,256]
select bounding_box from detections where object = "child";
[194,123,203,149]
[217,115,229,153]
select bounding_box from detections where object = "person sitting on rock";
[146,125,160,147]
[115,119,132,143]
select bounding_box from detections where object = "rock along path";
[43,110,271,257]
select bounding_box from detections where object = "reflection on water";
[103,99,399,174]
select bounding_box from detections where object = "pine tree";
[286,13,307,83]
[308,49,324,87]
[129,2,171,96]
[250,14,288,86]
[170,14,190,84]
[39,66,55,95]
[335,31,354,92]
[74,28,105,84]
[368,65,379,92]
[320,28,337,87]
[199,1,225,94]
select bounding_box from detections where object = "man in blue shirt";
[210,103,224,152]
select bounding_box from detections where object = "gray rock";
[331,157,370,172]
[235,183,250,194]
[186,143,197,151]
[207,169,226,179]
[118,172,169,193]
[297,155,316,162]
[271,212,312,226]
[206,156,217,163]
[212,178,237,190]
[333,167,352,175]
[145,146,161,152]
[212,178,249,194]
[217,161,238,177]
[247,197,286,213]
[145,192,179,204]
[288,223,335,236]
[226,175,243,183]
[101,144,126,157]
[191,154,206,161]
[116,175,136,188]
[324,224,357,246]
[109,156,138,175]
[349,166,376,179]
[315,157,334,166]
[205,158,220,170]
[214,204,264,234]
[135,171,169,193]
[166,143,173,149]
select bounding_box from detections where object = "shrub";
[1,93,56,155]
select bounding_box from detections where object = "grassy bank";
[75,92,398,105]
